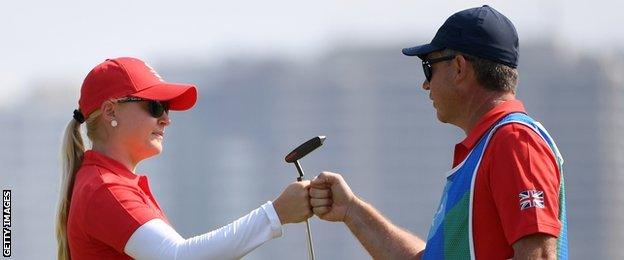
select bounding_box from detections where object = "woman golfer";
[56,57,312,259]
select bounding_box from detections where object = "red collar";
[458,99,527,150]
[82,150,140,180]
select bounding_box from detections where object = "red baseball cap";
[78,57,198,118]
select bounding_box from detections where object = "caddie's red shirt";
[453,99,562,259]
[67,150,170,259]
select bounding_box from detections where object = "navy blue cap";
[402,5,519,68]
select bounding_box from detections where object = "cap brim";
[402,43,444,59]
[132,83,198,111]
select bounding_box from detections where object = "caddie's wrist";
[343,195,362,224]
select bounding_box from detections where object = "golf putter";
[284,136,326,260]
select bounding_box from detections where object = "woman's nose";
[159,112,171,126]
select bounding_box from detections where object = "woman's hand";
[273,181,312,224]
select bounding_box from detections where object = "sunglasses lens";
[148,101,168,118]
[422,63,432,82]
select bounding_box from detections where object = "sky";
[1,0,622,108]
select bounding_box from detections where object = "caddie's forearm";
[344,197,426,259]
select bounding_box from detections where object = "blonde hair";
[56,110,102,260]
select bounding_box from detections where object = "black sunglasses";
[116,97,170,118]
[422,55,456,82]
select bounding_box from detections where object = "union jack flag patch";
[519,189,545,210]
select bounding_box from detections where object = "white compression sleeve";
[124,201,283,260]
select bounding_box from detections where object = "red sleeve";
[84,183,161,253]
[487,123,561,245]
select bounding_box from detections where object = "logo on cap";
[144,62,165,82]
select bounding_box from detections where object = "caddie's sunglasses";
[422,55,456,82]
[116,97,170,118]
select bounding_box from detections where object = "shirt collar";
[458,99,527,150]
[82,150,140,180]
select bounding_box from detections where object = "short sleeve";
[488,123,562,245]
[84,184,162,253]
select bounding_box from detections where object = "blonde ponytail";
[56,110,101,260]
[56,118,84,260]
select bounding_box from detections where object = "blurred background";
[1,0,623,259]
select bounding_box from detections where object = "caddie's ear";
[452,54,472,84]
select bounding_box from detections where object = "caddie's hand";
[273,181,313,224]
[309,171,356,222]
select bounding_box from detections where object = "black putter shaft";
[294,161,305,181]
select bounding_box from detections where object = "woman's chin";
[145,141,163,157]
[152,143,163,155]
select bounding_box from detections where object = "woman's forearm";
[124,201,282,259]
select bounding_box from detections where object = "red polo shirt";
[67,150,169,259]
[454,100,562,259]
